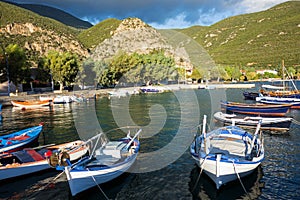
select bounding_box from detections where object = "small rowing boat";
[140,86,164,93]
[0,140,89,181]
[256,96,300,109]
[51,128,141,196]
[11,100,51,109]
[221,101,291,116]
[214,112,292,131]
[190,115,264,189]
[0,123,43,153]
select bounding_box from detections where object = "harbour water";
[0,86,299,199]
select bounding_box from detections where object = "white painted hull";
[0,161,49,180]
[193,156,261,189]
[66,153,137,196]
[53,96,72,104]
[214,111,292,130]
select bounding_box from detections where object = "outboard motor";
[45,150,70,168]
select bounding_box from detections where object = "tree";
[93,50,176,87]
[93,60,110,87]
[190,68,202,82]
[0,44,29,92]
[287,67,296,79]
[76,58,97,89]
[225,66,241,81]
[43,51,80,91]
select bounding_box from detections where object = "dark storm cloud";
[6,0,288,28]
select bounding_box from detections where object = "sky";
[6,0,290,29]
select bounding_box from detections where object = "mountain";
[78,18,121,49]
[178,1,300,67]
[79,1,300,68]
[0,1,299,69]
[1,1,92,29]
[0,1,88,66]
[91,18,174,61]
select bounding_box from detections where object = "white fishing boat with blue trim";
[214,111,292,131]
[190,115,264,189]
[52,128,141,196]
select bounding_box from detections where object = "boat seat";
[25,148,44,161]
[209,147,230,156]
[95,141,127,159]
[90,154,121,166]
[9,135,30,141]
[210,139,247,157]
[12,150,35,163]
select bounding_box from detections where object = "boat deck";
[209,136,250,158]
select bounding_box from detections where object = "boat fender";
[44,150,52,158]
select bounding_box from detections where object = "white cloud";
[235,0,288,13]
[81,16,101,25]
[149,13,193,29]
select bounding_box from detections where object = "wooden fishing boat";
[214,112,292,131]
[0,123,43,153]
[52,128,141,196]
[190,115,264,189]
[11,100,51,109]
[221,101,291,116]
[256,96,300,109]
[0,140,89,181]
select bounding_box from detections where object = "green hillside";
[13,3,93,29]
[179,1,300,68]
[0,2,77,35]
[77,18,121,49]
[0,1,87,64]
[1,0,300,69]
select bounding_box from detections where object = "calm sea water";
[0,85,299,199]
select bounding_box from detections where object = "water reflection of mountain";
[189,164,265,200]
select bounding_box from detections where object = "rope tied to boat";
[231,160,252,200]
[191,155,212,192]
[291,118,300,126]
[86,168,111,200]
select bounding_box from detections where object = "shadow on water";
[189,165,265,200]
[0,170,58,199]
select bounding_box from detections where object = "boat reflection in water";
[189,165,265,200]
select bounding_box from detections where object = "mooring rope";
[191,155,211,192]
[231,161,252,200]
[87,168,110,200]
[291,118,300,126]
